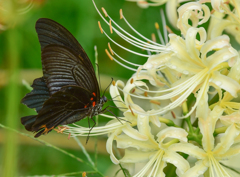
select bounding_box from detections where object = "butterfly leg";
[101,107,131,124]
[86,116,96,144]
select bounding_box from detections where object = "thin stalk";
[0,124,105,177]
[3,27,20,177]
[94,45,99,167]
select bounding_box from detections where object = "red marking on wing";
[90,97,93,101]
[92,92,96,97]
[92,101,96,107]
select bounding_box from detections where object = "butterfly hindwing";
[31,85,97,137]
[21,77,50,112]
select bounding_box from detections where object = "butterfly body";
[21,18,106,137]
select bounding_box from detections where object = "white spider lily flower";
[126,0,190,28]
[220,111,240,131]
[177,2,210,36]
[128,27,239,119]
[169,106,240,177]
[202,0,240,44]
[115,115,189,176]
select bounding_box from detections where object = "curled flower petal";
[177,2,210,36]
[122,123,148,140]
[109,80,128,112]
[156,127,188,148]
[106,129,122,164]
[214,124,239,155]
[163,150,190,175]
[119,149,156,163]
[116,134,158,151]
[183,160,208,177]
[200,35,230,61]
[169,143,206,159]
[210,71,240,98]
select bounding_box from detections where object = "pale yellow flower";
[131,27,239,119]
[202,0,240,44]
[169,106,240,177]
[115,115,189,176]
[177,1,210,36]
[127,0,190,28]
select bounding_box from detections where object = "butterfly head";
[101,95,108,104]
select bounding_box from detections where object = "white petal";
[116,134,158,151]
[185,27,206,61]
[106,129,122,164]
[200,35,230,60]
[122,123,148,140]
[156,127,188,148]
[150,115,161,127]
[205,47,238,70]
[195,84,209,120]
[228,59,240,83]
[211,0,224,12]
[137,115,156,142]
[163,150,190,174]
[220,111,240,125]
[213,124,239,155]
[211,20,238,40]
[166,0,178,28]
[211,71,240,97]
[183,160,208,177]
[109,80,128,112]
[168,143,206,159]
[120,149,156,163]
[218,144,240,159]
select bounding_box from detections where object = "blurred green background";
[0,0,169,176]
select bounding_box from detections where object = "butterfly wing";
[35,18,94,78]
[21,18,101,136]
[32,85,96,137]
[21,77,50,112]
[42,44,100,100]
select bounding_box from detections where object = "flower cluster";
[67,0,240,176]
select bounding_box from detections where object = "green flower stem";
[73,136,95,166]
[59,171,97,176]
[3,28,20,177]
[182,102,194,133]
[182,102,202,145]
[158,117,179,127]
[0,124,105,177]
[164,139,179,148]
[214,126,227,136]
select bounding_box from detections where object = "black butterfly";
[21,18,108,138]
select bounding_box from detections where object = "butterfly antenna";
[103,77,113,96]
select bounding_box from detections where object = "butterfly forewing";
[41,44,100,98]
[35,18,95,77]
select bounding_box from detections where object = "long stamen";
[93,0,169,53]
[98,22,151,57]
[105,49,138,71]
[155,22,165,45]
[160,9,168,44]
[108,43,142,67]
